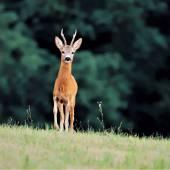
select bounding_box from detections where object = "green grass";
[0,125,170,169]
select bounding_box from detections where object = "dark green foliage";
[0,0,170,136]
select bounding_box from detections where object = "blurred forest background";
[0,0,170,136]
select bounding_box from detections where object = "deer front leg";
[70,106,75,133]
[65,104,70,132]
[70,98,75,133]
[58,102,64,132]
[53,97,59,130]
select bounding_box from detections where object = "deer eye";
[72,52,74,54]
[62,51,65,54]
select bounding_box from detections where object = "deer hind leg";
[57,102,64,132]
[65,104,70,132]
[70,98,75,133]
[53,97,59,130]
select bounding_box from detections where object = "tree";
[0,0,170,136]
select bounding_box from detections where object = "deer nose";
[65,57,71,61]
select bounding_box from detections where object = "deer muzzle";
[65,57,71,62]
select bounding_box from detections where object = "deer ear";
[73,38,82,50]
[55,37,63,49]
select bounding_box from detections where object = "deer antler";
[61,29,67,45]
[70,30,77,46]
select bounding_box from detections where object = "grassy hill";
[0,125,169,169]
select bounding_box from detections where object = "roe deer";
[53,29,82,132]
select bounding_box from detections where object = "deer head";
[55,29,82,63]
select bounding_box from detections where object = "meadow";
[0,124,170,169]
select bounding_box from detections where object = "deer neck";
[58,60,72,79]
